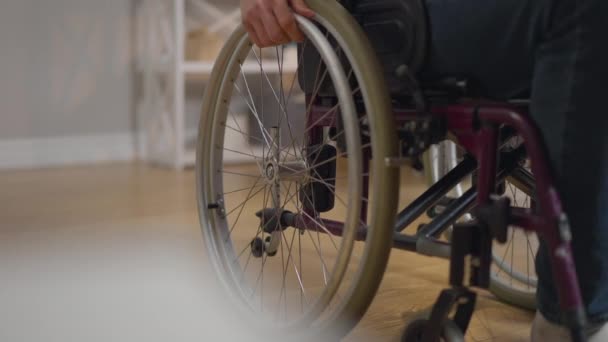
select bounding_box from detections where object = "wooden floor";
[0,163,533,341]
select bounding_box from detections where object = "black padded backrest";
[297,0,429,96]
[350,0,428,74]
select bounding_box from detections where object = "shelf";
[137,0,300,169]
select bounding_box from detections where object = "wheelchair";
[196,0,586,340]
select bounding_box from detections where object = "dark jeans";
[422,0,608,326]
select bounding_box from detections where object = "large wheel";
[196,0,399,339]
[490,160,538,310]
[426,140,537,310]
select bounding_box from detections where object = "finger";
[243,20,262,47]
[259,6,290,46]
[273,2,305,42]
[288,0,315,18]
[243,5,265,47]
[252,17,274,47]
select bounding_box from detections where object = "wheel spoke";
[226,109,272,170]
[306,172,369,204]
[305,229,331,285]
[250,47,300,158]
[234,82,272,148]
[224,183,266,218]
[227,183,267,242]
[221,169,263,179]
[294,142,370,179]
[223,147,265,160]
[276,224,301,310]
[310,168,367,229]
[224,122,265,145]
[495,228,515,277]
[298,208,339,252]
[224,183,265,196]
[301,85,361,137]
[510,227,515,285]
[281,228,309,305]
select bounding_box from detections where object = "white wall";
[0,0,134,169]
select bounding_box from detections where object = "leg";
[422,0,608,336]
[532,0,608,333]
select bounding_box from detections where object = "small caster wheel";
[264,236,277,257]
[401,319,464,342]
[251,237,265,258]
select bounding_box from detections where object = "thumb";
[289,0,315,18]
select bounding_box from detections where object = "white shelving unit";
[134,0,298,169]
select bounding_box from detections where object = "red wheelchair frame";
[285,94,588,341]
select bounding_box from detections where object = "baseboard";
[0,133,136,170]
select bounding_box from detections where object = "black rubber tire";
[401,319,464,342]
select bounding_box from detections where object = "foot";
[531,311,608,342]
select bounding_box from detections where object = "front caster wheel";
[250,237,265,258]
[401,319,464,342]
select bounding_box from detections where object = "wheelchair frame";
[299,98,587,341]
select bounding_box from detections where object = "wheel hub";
[265,163,276,180]
[263,159,308,183]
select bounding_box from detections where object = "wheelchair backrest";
[298,0,428,96]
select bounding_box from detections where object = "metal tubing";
[507,166,536,198]
[476,124,499,205]
[392,232,418,252]
[416,186,477,239]
[416,236,451,259]
[395,156,477,232]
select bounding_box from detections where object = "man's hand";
[241,0,314,48]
